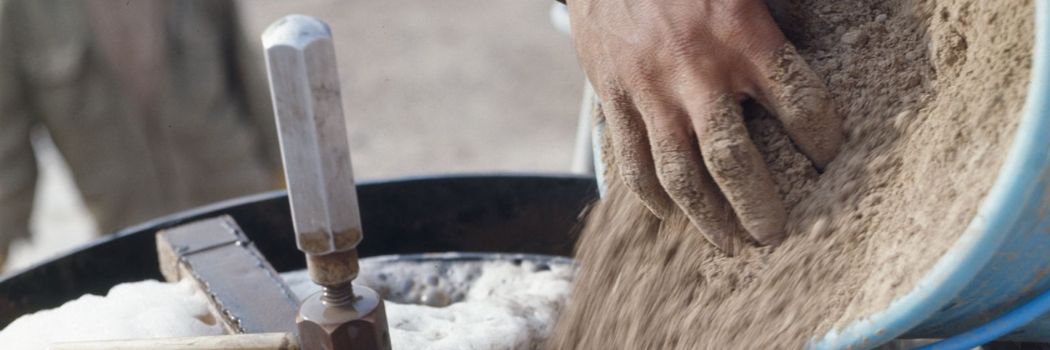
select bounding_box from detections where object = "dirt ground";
[4,0,583,273]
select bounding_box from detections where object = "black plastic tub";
[0,174,598,328]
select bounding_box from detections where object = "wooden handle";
[49,332,299,350]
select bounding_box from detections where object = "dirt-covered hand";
[569,0,842,251]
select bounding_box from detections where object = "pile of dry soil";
[550,0,1033,348]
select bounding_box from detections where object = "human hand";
[569,0,842,251]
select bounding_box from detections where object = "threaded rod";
[321,283,355,307]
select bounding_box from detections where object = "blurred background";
[2,0,582,272]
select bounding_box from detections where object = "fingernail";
[687,220,738,256]
[643,204,665,219]
[709,233,737,257]
[759,232,786,246]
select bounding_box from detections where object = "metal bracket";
[156,215,300,334]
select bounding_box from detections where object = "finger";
[755,43,843,169]
[637,99,739,252]
[691,95,787,245]
[599,90,676,219]
[593,101,617,191]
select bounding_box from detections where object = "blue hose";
[914,287,1050,350]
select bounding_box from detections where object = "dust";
[550,0,1033,349]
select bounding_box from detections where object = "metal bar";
[156,216,299,334]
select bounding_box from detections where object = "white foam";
[0,279,224,349]
[0,258,575,350]
[284,258,575,349]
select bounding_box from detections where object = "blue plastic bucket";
[813,2,1050,348]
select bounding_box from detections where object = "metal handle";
[262,15,361,294]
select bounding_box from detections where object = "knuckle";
[620,70,659,95]
[654,155,700,202]
[618,162,652,190]
[603,88,636,114]
[666,33,702,60]
[703,141,749,180]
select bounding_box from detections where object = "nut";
[297,285,391,350]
